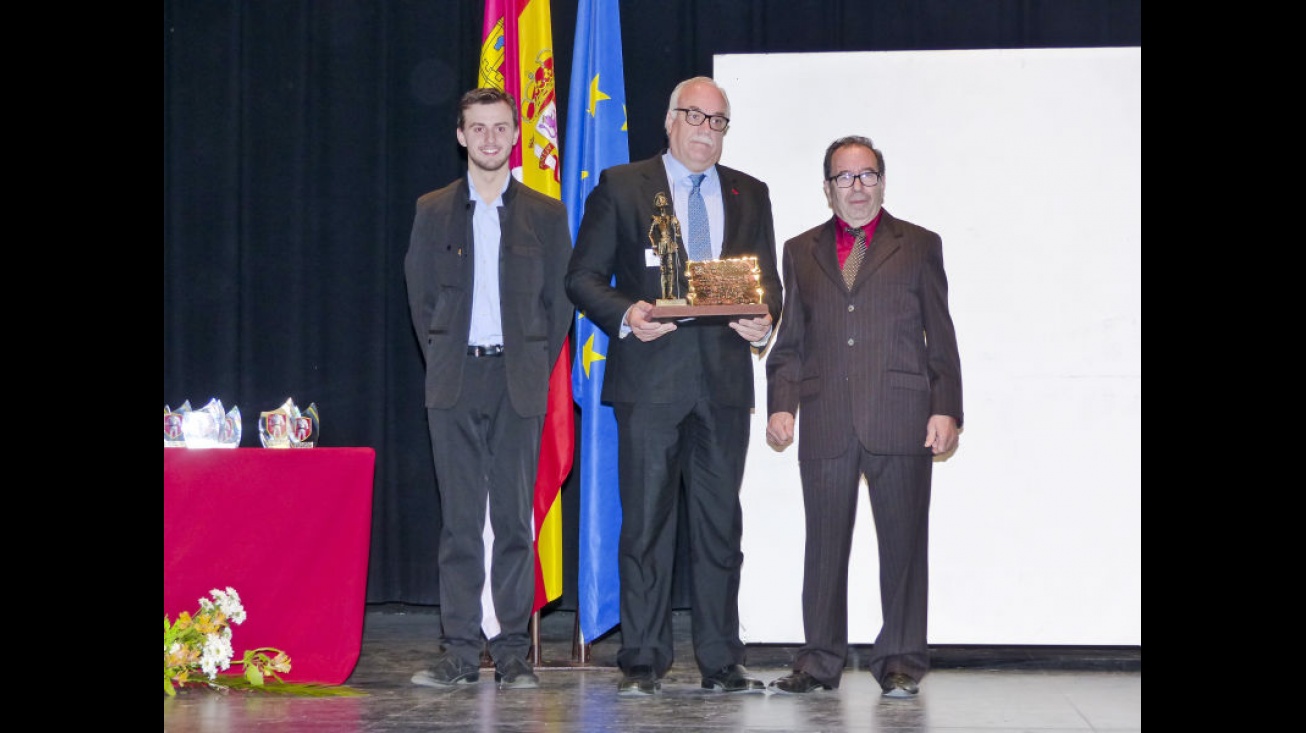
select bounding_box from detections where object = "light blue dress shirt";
[468,173,509,347]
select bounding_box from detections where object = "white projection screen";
[717,48,1141,645]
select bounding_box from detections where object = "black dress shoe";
[768,670,832,694]
[701,663,766,693]
[617,665,660,696]
[880,672,919,698]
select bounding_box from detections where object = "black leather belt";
[467,344,504,357]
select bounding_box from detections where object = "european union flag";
[563,0,627,644]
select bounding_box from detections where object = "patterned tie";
[687,173,711,261]
[843,225,866,289]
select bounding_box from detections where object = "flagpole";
[572,614,590,663]
[530,611,542,666]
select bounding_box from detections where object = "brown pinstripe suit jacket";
[766,210,963,459]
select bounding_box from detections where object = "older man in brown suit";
[764,135,963,698]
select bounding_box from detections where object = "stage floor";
[163,605,1141,732]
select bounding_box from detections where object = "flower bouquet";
[164,587,361,697]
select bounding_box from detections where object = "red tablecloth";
[164,447,376,685]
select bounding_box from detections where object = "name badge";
[645,248,660,268]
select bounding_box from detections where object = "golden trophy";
[646,191,767,319]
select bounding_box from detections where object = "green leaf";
[192,676,367,697]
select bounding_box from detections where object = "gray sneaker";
[494,656,540,689]
[411,653,480,687]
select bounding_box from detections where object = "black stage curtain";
[163,0,1141,611]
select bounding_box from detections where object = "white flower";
[210,587,247,625]
[199,631,235,679]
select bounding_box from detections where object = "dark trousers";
[795,448,933,687]
[425,354,542,668]
[613,396,750,678]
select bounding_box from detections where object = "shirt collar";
[662,151,716,188]
[835,209,884,235]
[465,172,512,207]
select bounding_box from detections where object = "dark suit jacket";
[766,210,963,458]
[565,154,783,408]
[404,176,573,417]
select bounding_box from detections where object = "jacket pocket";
[426,285,461,334]
[887,370,928,391]
[800,375,821,397]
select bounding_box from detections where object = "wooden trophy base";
[648,302,769,319]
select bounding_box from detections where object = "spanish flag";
[479,0,570,613]
[479,0,562,197]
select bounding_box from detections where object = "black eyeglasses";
[674,107,730,132]
[827,170,882,188]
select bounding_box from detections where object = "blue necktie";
[687,173,711,261]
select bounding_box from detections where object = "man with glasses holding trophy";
[566,76,782,697]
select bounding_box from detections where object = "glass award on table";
[645,191,768,319]
[260,398,318,448]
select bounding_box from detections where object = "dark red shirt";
[835,211,883,268]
